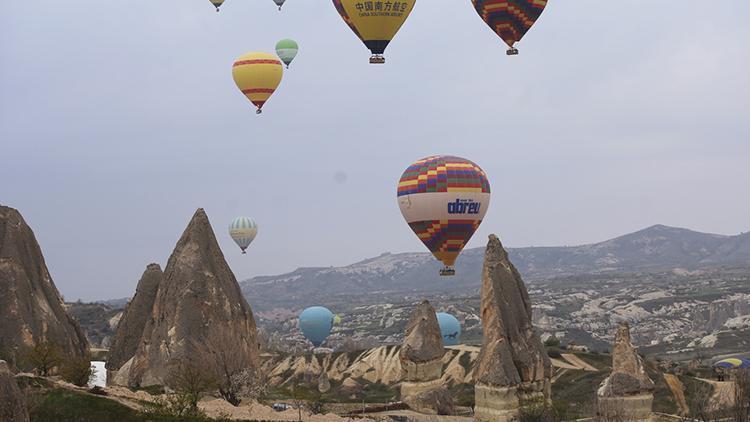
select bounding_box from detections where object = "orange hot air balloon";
[232,52,283,114]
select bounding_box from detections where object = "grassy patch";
[551,369,606,418]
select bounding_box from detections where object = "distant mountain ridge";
[241,225,750,311]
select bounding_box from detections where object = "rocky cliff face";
[0,205,88,365]
[106,264,163,371]
[473,234,551,421]
[126,209,260,387]
[598,322,654,420]
[0,360,29,422]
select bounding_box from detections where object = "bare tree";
[166,358,216,411]
[199,329,267,406]
[25,342,61,376]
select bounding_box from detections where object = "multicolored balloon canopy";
[397,155,490,276]
[436,312,461,346]
[209,0,224,12]
[275,39,299,69]
[471,0,547,55]
[714,358,750,369]
[299,306,334,347]
[229,216,258,254]
[332,0,415,64]
[232,52,283,114]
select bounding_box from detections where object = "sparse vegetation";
[59,355,93,387]
[25,342,62,376]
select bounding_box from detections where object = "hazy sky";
[1,1,749,301]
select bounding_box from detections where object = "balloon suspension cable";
[369,54,385,65]
[506,47,519,56]
[439,266,456,276]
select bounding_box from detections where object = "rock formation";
[0,360,29,422]
[473,235,552,421]
[318,371,331,393]
[125,208,260,387]
[597,322,654,420]
[399,300,453,415]
[0,205,89,367]
[106,263,163,372]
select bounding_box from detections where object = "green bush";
[59,356,93,387]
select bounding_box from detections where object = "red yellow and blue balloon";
[397,156,491,276]
[471,0,547,55]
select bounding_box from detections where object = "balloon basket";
[506,48,519,56]
[242,250,247,254]
[256,109,262,115]
[439,266,456,276]
[369,55,385,64]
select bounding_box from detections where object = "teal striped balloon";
[229,216,258,254]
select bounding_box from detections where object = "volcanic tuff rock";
[126,209,260,387]
[0,205,88,365]
[597,322,654,420]
[473,235,552,422]
[400,300,444,366]
[106,264,163,371]
[599,322,654,397]
[0,360,29,422]
[399,300,452,415]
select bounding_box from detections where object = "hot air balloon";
[273,0,286,10]
[332,0,415,64]
[229,216,257,254]
[436,312,461,346]
[471,0,547,55]
[397,155,490,276]
[299,306,334,347]
[714,358,750,369]
[232,52,283,114]
[209,0,224,12]
[275,39,299,69]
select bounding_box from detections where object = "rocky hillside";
[242,225,750,311]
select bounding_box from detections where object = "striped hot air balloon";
[471,0,548,55]
[397,156,491,276]
[275,39,299,68]
[232,52,283,114]
[332,0,415,64]
[210,0,224,12]
[229,216,258,254]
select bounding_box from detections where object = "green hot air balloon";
[275,39,299,69]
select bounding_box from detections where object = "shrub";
[59,356,93,387]
[25,342,62,376]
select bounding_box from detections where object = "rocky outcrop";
[597,322,654,420]
[126,209,260,387]
[0,360,29,422]
[399,300,453,415]
[473,235,552,422]
[318,371,331,393]
[0,205,89,367]
[106,264,163,372]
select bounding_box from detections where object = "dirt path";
[561,354,598,372]
[551,358,578,370]
[663,374,688,415]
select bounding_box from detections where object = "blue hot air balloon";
[436,312,461,346]
[299,306,334,347]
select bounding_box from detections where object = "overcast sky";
[1,1,748,301]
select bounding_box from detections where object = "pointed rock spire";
[473,234,551,421]
[401,300,444,365]
[127,208,260,386]
[106,263,163,371]
[0,205,88,364]
[599,322,654,397]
